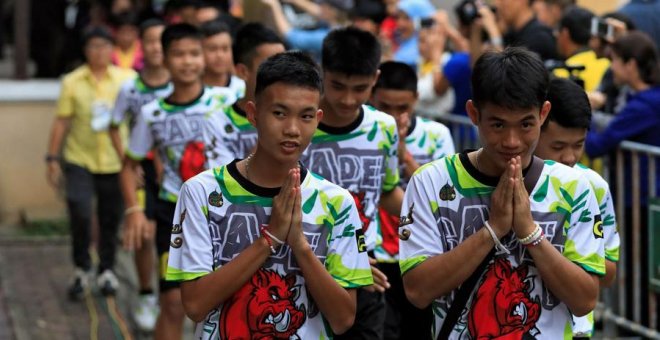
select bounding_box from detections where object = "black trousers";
[64,163,122,273]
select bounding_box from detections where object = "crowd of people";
[42,0,660,338]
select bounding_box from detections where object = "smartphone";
[591,17,614,40]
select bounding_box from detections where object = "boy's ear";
[235,63,249,82]
[246,101,258,128]
[466,100,479,125]
[539,100,551,126]
[316,109,324,122]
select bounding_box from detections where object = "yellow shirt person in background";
[45,27,135,301]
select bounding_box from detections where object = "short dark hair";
[471,47,548,111]
[612,31,660,85]
[350,0,387,25]
[374,61,417,92]
[322,27,381,76]
[82,26,114,46]
[199,19,230,38]
[161,23,203,54]
[139,19,166,39]
[255,51,323,98]
[110,11,139,28]
[232,23,284,66]
[559,6,594,46]
[543,77,591,130]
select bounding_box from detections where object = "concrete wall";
[0,81,65,225]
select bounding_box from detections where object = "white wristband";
[263,229,285,245]
[484,220,511,255]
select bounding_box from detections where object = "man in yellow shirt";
[554,6,610,92]
[46,27,136,300]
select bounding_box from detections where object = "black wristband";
[45,154,60,163]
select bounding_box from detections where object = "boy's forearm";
[181,237,272,322]
[381,187,404,217]
[527,240,599,316]
[47,117,70,156]
[119,159,141,208]
[109,127,125,159]
[291,243,356,334]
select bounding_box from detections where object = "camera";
[455,0,495,26]
[414,17,436,30]
[591,17,614,41]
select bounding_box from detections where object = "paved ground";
[0,234,193,340]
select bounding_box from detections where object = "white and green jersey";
[166,161,373,340]
[572,162,619,337]
[127,87,237,202]
[300,105,400,251]
[208,75,246,101]
[399,153,605,340]
[110,76,172,128]
[375,116,455,262]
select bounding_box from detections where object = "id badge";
[91,100,112,132]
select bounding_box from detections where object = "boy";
[166,51,373,339]
[109,18,171,333]
[45,26,136,300]
[206,23,285,162]
[119,23,236,340]
[300,27,403,339]
[534,77,619,338]
[369,61,455,339]
[399,48,605,339]
[200,19,246,99]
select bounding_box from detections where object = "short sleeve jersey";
[110,76,173,128]
[300,105,400,250]
[166,161,373,340]
[127,87,237,202]
[399,154,605,340]
[571,163,619,337]
[375,116,456,262]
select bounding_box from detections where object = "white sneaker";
[97,269,119,296]
[133,293,159,332]
[68,268,90,300]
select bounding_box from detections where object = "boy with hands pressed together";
[400,47,604,339]
[167,51,372,339]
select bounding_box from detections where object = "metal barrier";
[423,113,660,338]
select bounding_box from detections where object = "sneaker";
[68,268,90,300]
[133,293,159,332]
[97,269,119,296]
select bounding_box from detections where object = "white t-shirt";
[167,161,373,339]
[127,87,237,202]
[300,105,400,251]
[110,76,173,128]
[399,154,605,339]
[205,102,257,166]
[376,116,456,262]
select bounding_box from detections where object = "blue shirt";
[394,35,420,70]
[619,0,660,52]
[443,52,472,116]
[286,27,330,61]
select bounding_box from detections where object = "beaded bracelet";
[518,223,542,245]
[525,229,545,248]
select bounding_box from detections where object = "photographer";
[393,0,436,69]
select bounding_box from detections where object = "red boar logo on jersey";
[220,268,306,339]
[468,258,541,339]
[350,191,371,232]
[179,141,206,182]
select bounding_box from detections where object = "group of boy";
[49,15,618,340]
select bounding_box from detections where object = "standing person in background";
[120,23,236,340]
[534,77,620,339]
[109,19,171,333]
[392,0,435,69]
[370,61,454,340]
[111,11,144,71]
[489,0,559,60]
[301,27,404,340]
[554,6,610,92]
[618,0,660,51]
[205,23,286,162]
[46,27,136,300]
[585,32,660,326]
[200,19,246,99]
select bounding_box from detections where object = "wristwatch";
[45,154,61,163]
